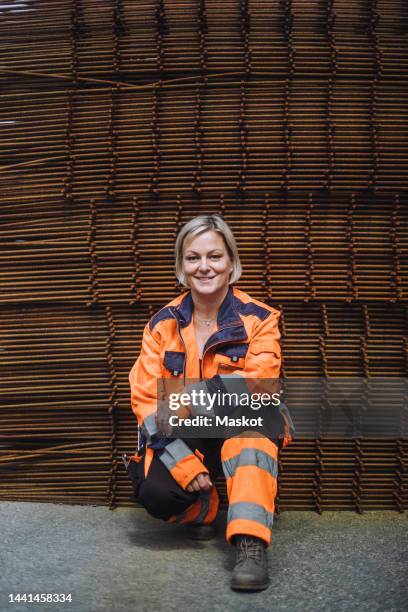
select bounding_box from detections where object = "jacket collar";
[172,286,248,348]
[173,286,240,326]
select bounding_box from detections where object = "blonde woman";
[126,215,293,591]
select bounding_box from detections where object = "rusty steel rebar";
[0,0,407,512]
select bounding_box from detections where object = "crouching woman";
[125,214,293,591]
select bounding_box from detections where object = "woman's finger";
[196,473,207,488]
[197,473,212,490]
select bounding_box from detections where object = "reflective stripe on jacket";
[129,286,293,488]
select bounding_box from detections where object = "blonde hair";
[175,215,242,287]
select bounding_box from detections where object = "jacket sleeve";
[223,309,294,446]
[237,309,282,380]
[129,322,209,489]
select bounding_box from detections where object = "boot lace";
[236,537,265,566]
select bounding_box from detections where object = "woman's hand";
[155,401,173,437]
[186,472,213,493]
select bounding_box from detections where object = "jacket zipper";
[202,323,247,361]
[170,309,188,385]
[171,309,246,382]
[201,324,248,378]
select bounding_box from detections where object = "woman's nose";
[198,257,210,271]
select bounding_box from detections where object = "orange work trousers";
[128,435,279,547]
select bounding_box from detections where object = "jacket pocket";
[216,343,248,360]
[163,350,185,376]
[215,343,248,374]
[216,355,246,374]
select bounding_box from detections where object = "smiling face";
[182,230,233,298]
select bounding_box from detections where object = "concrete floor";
[1,502,407,612]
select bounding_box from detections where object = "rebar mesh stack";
[0,0,407,512]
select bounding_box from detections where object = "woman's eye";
[185,254,222,261]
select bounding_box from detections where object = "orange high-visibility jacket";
[129,286,293,489]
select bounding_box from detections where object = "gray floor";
[1,502,407,612]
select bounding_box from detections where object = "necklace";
[194,314,216,327]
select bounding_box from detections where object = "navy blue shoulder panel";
[149,306,174,331]
[234,297,272,321]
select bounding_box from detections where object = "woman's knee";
[136,469,199,521]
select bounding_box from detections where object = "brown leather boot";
[231,535,269,591]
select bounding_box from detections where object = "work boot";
[188,522,217,541]
[231,535,269,591]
